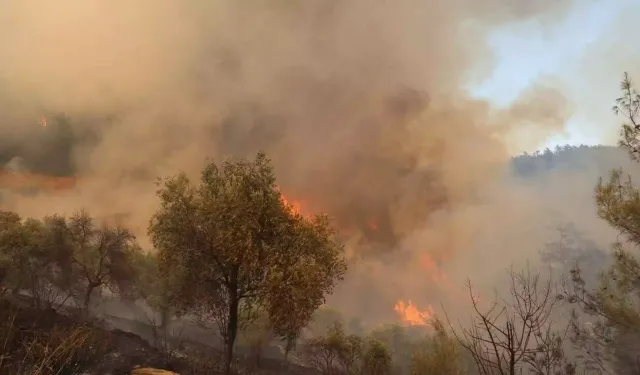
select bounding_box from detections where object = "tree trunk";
[83,283,97,315]
[224,269,240,375]
[159,307,169,351]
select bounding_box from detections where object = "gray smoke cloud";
[0,0,634,323]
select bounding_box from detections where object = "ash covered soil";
[1,296,317,375]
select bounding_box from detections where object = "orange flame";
[40,116,47,127]
[281,194,304,215]
[394,300,434,326]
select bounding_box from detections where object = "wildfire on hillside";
[0,175,454,325]
[277,190,454,326]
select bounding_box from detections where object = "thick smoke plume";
[0,0,634,323]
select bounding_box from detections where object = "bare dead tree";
[447,265,574,375]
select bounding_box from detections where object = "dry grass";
[131,368,179,375]
[0,302,111,375]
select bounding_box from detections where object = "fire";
[275,187,456,323]
[40,116,47,127]
[280,194,304,215]
[394,300,434,326]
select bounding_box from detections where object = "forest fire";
[277,190,454,325]
[280,194,305,216]
[1,173,453,327]
[394,300,434,326]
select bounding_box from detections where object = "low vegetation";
[0,74,639,374]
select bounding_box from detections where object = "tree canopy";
[148,151,347,374]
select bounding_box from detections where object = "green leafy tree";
[148,151,346,374]
[370,323,412,374]
[615,72,640,161]
[361,338,392,375]
[303,322,347,375]
[302,322,364,375]
[0,211,73,309]
[0,211,21,296]
[339,332,364,374]
[48,210,141,314]
[564,73,640,374]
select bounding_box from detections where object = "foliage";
[306,306,345,337]
[131,250,177,349]
[0,210,141,314]
[302,321,368,375]
[369,323,413,374]
[614,72,640,162]
[0,212,73,310]
[411,318,466,375]
[56,210,141,313]
[563,73,640,374]
[148,151,346,374]
[303,322,350,375]
[360,338,392,375]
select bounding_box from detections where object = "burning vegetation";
[0,0,638,373]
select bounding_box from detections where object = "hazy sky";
[470,0,637,152]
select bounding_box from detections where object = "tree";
[563,73,640,374]
[306,306,345,337]
[411,318,466,375]
[614,72,640,161]
[303,322,351,375]
[0,211,72,310]
[449,266,573,375]
[0,252,7,296]
[361,338,392,375]
[236,309,274,369]
[369,323,413,374]
[148,151,346,374]
[63,211,140,314]
[131,251,177,350]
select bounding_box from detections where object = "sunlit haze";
[469,0,638,154]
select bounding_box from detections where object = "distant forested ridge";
[510,144,638,179]
[0,116,635,184]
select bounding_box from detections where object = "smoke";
[0,0,632,323]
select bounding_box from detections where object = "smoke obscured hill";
[1,137,638,325]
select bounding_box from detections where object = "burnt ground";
[0,296,319,375]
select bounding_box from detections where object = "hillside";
[510,144,637,179]
[1,142,638,375]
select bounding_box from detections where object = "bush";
[0,302,111,374]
